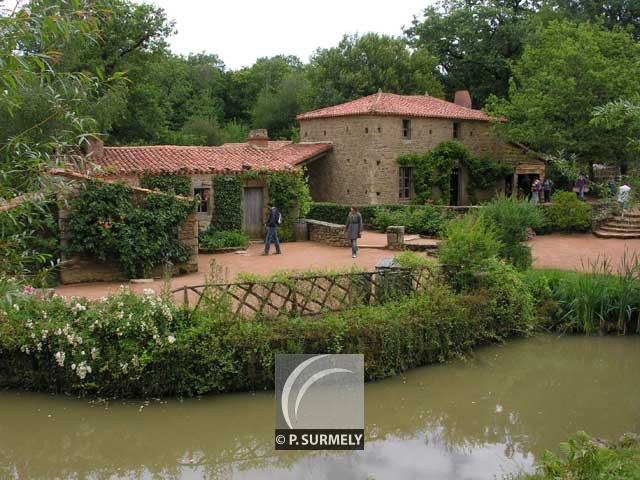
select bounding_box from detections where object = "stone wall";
[304,219,350,247]
[299,115,545,206]
[590,199,619,230]
[56,173,198,284]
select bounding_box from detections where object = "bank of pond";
[1,263,640,478]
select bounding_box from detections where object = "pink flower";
[23,285,34,295]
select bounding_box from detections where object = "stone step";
[612,215,640,222]
[605,221,640,229]
[600,225,640,233]
[594,230,640,239]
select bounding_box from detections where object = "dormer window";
[402,119,412,139]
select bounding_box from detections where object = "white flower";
[167,335,176,344]
[55,328,62,336]
[54,351,65,367]
[71,303,86,315]
[41,329,49,339]
[120,362,128,373]
[131,355,140,368]
[71,363,76,370]
[12,304,19,311]
[142,288,155,297]
[75,361,91,380]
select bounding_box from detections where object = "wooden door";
[243,187,264,238]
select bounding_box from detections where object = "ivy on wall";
[139,174,191,197]
[67,181,194,278]
[398,141,513,204]
[266,170,312,242]
[211,175,242,232]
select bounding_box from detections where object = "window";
[365,127,369,134]
[194,187,210,213]
[402,119,412,139]
[399,166,413,200]
[453,122,461,139]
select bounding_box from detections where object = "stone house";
[295,91,545,205]
[84,130,331,235]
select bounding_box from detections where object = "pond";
[1,335,639,479]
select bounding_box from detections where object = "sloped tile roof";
[296,92,496,121]
[89,142,332,176]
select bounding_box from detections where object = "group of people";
[261,203,363,258]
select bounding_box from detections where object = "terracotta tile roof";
[89,142,331,176]
[275,142,333,166]
[296,92,496,122]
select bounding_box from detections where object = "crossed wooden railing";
[170,267,433,319]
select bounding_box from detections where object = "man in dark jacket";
[262,201,281,255]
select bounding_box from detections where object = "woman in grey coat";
[346,206,363,258]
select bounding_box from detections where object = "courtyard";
[54,231,640,299]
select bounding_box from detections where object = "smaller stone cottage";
[84,130,331,235]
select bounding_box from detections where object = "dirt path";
[529,233,640,272]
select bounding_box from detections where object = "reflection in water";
[1,335,639,479]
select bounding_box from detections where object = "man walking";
[262,201,281,256]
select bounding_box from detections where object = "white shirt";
[618,185,631,203]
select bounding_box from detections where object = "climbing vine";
[266,170,312,241]
[397,141,513,204]
[67,181,194,278]
[211,175,242,232]
[139,174,191,197]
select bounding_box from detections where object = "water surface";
[1,335,639,479]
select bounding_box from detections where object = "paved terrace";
[55,232,640,299]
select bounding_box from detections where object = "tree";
[1,0,121,279]
[251,75,309,139]
[405,0,540,107]
[547,1,640,40]
[486,20,640,168]
[304,33,443,110]
[223,55,303,123]
[592,98,640,163]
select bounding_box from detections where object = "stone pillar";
[386,225,405,250]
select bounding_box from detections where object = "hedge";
[307,202,434,226]
[0,264,533,397]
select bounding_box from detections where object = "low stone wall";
[303,219,350,247]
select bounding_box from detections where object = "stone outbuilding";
[295,91,546,205]
[83,130,332,234]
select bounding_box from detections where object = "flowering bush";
[0,287,185,396]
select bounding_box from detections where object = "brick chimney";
[247,129,270,148]
[83,137,104,160]
[454,90,472,109]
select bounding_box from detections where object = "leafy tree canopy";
[486,20,640,168]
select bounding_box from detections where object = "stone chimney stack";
[84,137,104,160]
[247,129,270,148]
[453,90,472,109]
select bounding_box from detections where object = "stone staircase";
[594,210,640,239]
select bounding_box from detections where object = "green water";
[1,335,639,479]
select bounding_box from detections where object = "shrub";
[373,205,447,236]
[479,195,545,269]
[139,175,191,197]
[544,191,592,232]
[0,271,535,397]
[66,182,194,278]
[199,231,250,251]
[306,202,408,225]
[438,215,503,291]
[521,432,640,480]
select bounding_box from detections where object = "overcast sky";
[137,0,437,70]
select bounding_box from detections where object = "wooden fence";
[170,267,433,319]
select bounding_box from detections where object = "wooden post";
[183,285,189,307]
